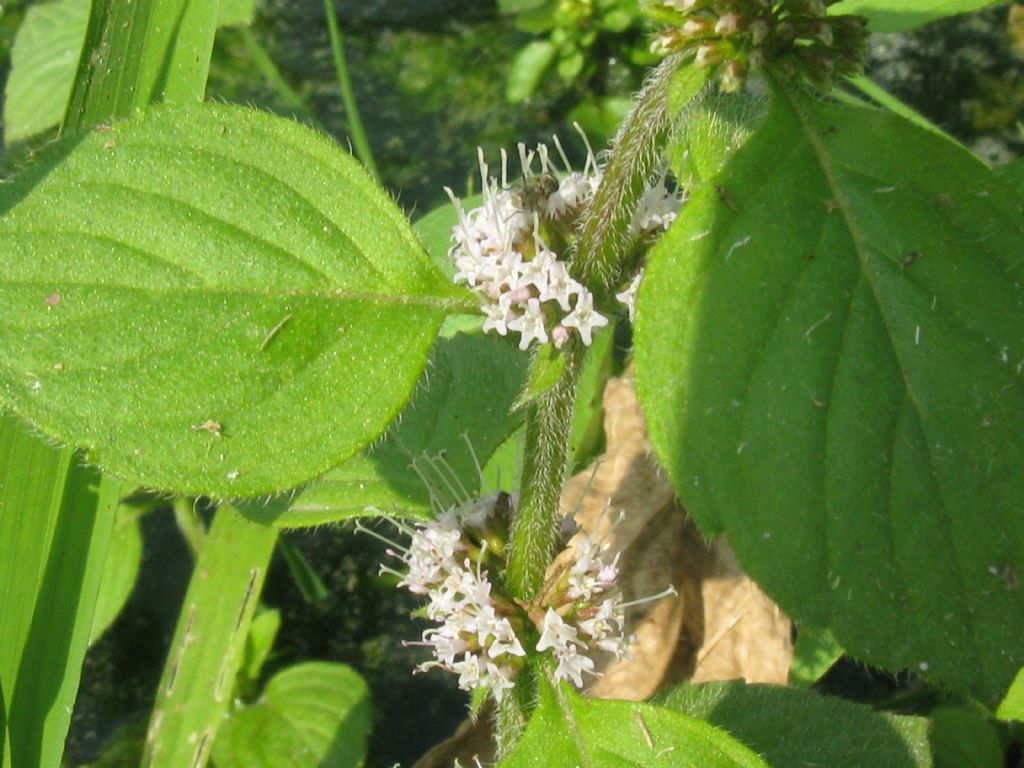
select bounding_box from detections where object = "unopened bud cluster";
[648,0,868,91]
[365,495,665,702]
[447,133,679,349]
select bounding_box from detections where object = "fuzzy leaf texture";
[499,681,769,768]
[279,332,527,526]
[828,0,1004,31]
[635,88,1024,707]
[0,103,471,497]
[656,681,932,768]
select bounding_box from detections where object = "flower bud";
[714,12,743,36]
[682,16,714,37]
[694,41,722,67]
[720,59,746,92]
[749,18,769,45]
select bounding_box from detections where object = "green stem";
[506,344,584,600]
[321,0,380,180]
[236,26,325,132]
[574,54,703,294]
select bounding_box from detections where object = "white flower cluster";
[367,495,667,701]
[373,497,526,702]
[535,531,633,687]
[446,133,679,350]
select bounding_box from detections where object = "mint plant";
[1,1,1022,767]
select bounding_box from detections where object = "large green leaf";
[656,681,932,768]
[279,332,526,525]
[928,706,1003,768]
[995,157,1024,200]
[500,681,768,767]
[0,102,471,497]
[2,0,89,145]
[828,0,1003,32]
[0,413,123,768]
[144,505,278,767]
[211,662,370,768]
[635,88,1024,707]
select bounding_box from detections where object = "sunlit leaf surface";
[211,663,370,768]
[0,103,471,496]
[500,682,768,768]
[636,89,1024,706]
[656,681,932,768]
[828,0,1003,32]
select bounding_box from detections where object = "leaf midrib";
[1,277,476,312]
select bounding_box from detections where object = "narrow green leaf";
[65,0,219,130]
[281,332,526,525]
[240,609,282,685]
[500,681,768,767]
[144,505,278,767]
[211,662,370,768]
[0,414,123,768]
[788,625,844,688]
[2,0,89,145]
[828,0,1003,32]
[996,667,1024,721]
[0,103,470,497]
[0,678,6,767]
[277,536,329,602]
[635,89,1024,706]
[89,499,145,643]
[656,681,932,768]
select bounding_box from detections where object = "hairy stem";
[506,344,584,600]
[574,54,701,294]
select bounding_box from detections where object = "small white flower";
[555,645,595,688]
[546,172,593,217]
[482,661,517,702]
[452,653,485,690]
[423,625,469,666]
[561,289,609,346]
[536,608,579,654]
[539,261,582,312]
[578,598,631,661]
[486,616,526,658]
[615,269,643,323]
[517,248,556,293]
[507,297,549,350]
[482,301,513,336]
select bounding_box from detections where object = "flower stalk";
[506,343,584,600]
